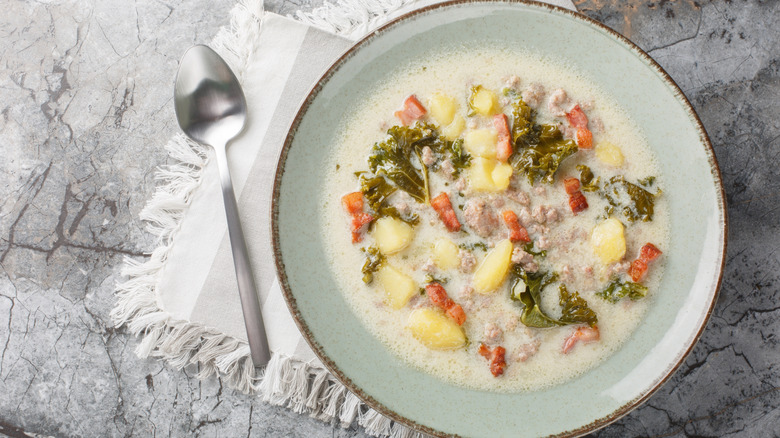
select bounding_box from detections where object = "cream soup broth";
[321,46,669,391]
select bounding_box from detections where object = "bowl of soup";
[271,1,727,436]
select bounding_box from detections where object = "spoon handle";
[214,144,271,367]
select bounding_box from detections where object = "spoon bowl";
[175,45,247,147]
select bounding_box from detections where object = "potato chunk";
[471,87,499,116]
[377,265,417,310]
[407,308,466,350]
[433,238,460,270]
[595,141,625,167]
[373,217,413,255]
[473,239,513,293]
[429,93,457,126]
[465,129,498,159]
[441,114,465,141]
[591,218,626,264]
[468,157,513,192]
[491,161,513,191]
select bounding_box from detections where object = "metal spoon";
[174,44,270,367]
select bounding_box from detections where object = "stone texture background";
[0,0,777,437]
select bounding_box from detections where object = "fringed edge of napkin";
[112,0,428,437]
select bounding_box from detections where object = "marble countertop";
[1,0,777,437]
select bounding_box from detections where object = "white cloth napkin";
[115,0,576,434]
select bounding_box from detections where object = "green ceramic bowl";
[272,1,727,436]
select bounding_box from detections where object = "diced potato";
[429,93,457,126]
[407,308,466,350]
[468,157,513,192]
[591,218,626,264]
[468,157,496,192]
[376,265,417,310]
[441,114,465,141]
[473,239,513,293]
[491,161,513,191]
[373,217,414,255]
[471,87,499,116]
[464,129,498,159]
[595,141,625,167]
[433,238,460,270]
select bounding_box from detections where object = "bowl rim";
[271,1,728,436]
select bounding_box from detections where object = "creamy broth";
[321,45,669,392]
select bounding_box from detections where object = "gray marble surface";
[0,0,777,437]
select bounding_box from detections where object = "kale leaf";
[509,267,562,328]
[368,124,432,203]
[602,176,656,222]
[360,246,385,284]
[510,267,599,328]
[596,278,648,303]
[522,242,547,258]
[558,285,598,327]
[508,97,578,185]
[446,138,471,177]
[576,164,601,192]
[357,173,419,225]
[368,123,470,203]
[458,241,488,252]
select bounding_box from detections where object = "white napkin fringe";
[294,0,417,40]
[112,0,437,435]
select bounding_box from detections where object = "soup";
[321,45,668,392]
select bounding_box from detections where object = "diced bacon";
[576,127,593,149]
[446,305,467,326]
[493,114,513,162]
[566,104,589,129]
[425,282,466,326]
[628,259,648,282]
[563,178,580,195]
[431,192,461,232]
[341,192,364,215]
[563,178,588,214]
[394,95,427,125]
[562,326,600,354]
[640,243,663,262]
[568,191,588,214]
[350,212,374,243]
[478,343,507,377]
[501,210,531,243]
[342,192,373,242]
[628,243,663,282]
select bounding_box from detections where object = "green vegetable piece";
[424,274,448,285]
[368,125,430,203]
[558,285,598,327]
[522,242,547,258]
[576,164,601,192]
[458,241,488,252]
[510,267,562,328]
[360,246,385,284]
[602,176,656,222]
[638,176,656,187]
[510,97,534,142]
[368,123,469,203]
[446,138,471,177]
[596,278,649,303]
[357,174,419,225]
[506,95,578,185]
